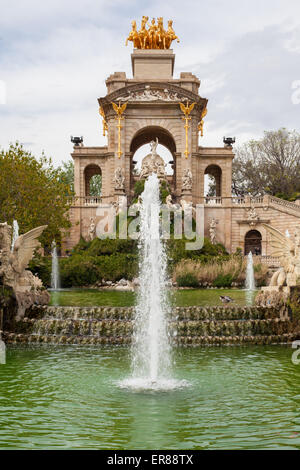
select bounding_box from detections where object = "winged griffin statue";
[0,223,49,319]
[263,223,300,287]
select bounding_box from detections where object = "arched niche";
[204,164,222,198]
[84,164,102,196]
[244,229,262,256]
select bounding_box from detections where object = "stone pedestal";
[181,190,193,203]
[131,49,175,79]
[114,189,126,205]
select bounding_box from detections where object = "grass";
[50,288,258,307]
[173,257,268,287]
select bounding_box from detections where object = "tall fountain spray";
[121,173,185,391]
[11,220,19,252]
[245,251,256,291]
[51,241,60,290]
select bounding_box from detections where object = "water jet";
[51,241,60,290]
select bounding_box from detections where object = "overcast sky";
[0,0,299,166]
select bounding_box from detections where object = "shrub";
[84,238,137,256]
[71,236,90,254]
[60,253,138,287]
[93,254,138,281]
[176,273,199,288]
[167,238,229,265]
[213,274,233,288]
[159,180,171,203]
[28,256,52,287]
[60,256,99,287]
[134,180,145,197]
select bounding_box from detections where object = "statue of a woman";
[89,217,96,241]
[150,138,159,158]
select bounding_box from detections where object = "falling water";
[51,241,60,290]
[286,229,290,238]
[11,220,19,251]
[245,251,256,291]
[121,173,187,391]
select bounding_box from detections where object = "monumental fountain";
[1,176,299,451]
[1,173,296,347]
[1,17,300,451]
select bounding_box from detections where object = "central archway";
[130,126,176,154]
[129,126,177,192]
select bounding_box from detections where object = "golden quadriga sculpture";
[126,17,179,49]
[0,223,50,319]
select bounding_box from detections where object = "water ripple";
[0,345,299,449]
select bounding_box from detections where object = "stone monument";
[65,16,300,260]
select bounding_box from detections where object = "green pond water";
[0,345,299,449]
[50,288,257,307]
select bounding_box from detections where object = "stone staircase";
[3,304,297,346]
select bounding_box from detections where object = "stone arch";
[129,125,177,191]
[84,164,102,196]
[244,229,262,256]
[204,164,222,198]
[129,125,177,154]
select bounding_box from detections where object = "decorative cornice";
[99,82,207,114]
[237,219,270,226]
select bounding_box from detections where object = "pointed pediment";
[99,82,207,112]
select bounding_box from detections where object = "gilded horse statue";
[139,16,149,49]
[125,20,141,48]
[126,17,179,50]
[165,20,180,49]
[157,17,166,49]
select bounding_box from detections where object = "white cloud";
[0,0,300,164]
[0,80,6,104]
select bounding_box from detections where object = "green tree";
[232,129,300,199]
[58,159,74,194]
[0,142,73,247]
[89,174,102,196]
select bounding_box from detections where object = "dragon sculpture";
[0,223,49,319]
[263,223,300,287]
